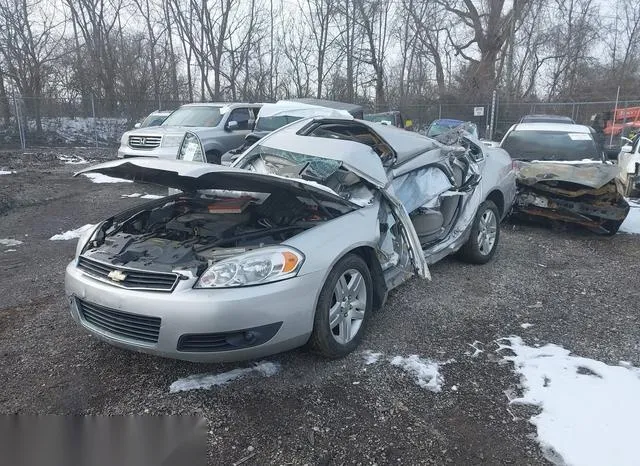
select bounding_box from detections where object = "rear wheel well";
[348,246,387,311]
[486,190,505,218]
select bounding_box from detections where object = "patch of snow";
[390,355,443,392]
[520,323,534,329]
[466,340,484,357]
[50,224,95,241]
[619,201,640,234]
[362,350,383,365]
[0,170,16,175]
[0,239,23,246]
[4,249,16,252]
[121,193,164,199]
[58,155,88,164]
[169,361,280,393]
[498,336,640,466]
[83,173,133,184]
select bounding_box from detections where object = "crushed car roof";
[253,117,442,185]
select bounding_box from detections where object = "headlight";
[194,246,304,288]
[162,134,184,148]
[177,132,205,162]
[75,223,102,258]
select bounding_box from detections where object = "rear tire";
[458,200,501,264]
[205,150,221,164]
[308,254,372,359]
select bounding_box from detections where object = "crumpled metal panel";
[516,162,621,189]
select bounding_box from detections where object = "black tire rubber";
[205,150,221,164]
[457,200,501,264]
[308,254,373,359]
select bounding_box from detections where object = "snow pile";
[390,355,444,392]
[58,155,88,164]
[121,193,163,199]
[620,200,640,234]
[362,350,383,365]
[498,336,640,466]
[0,238,22,246]
[0,170,16,175]
[50,224,95,241]
[83,173,133,184]
[520,323,534,329]
[27,117,128,146]
[0,238,23,246]
[169,361,280,393]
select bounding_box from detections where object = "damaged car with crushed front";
[501,122,630,235]
[65,117,515,362]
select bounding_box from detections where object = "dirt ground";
[1,148,639,465]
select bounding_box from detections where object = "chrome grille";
[128,135,161,149]
[77,299,161,343]
[77,256,179,292]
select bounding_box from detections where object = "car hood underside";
[76,158,355,209]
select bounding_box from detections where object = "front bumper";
[117,146,181,160]
[65,261,323,362]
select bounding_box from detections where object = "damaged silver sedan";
[65,117,515,362]
[501,122,630,235]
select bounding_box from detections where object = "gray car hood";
[75,158,356,207]
[515,161,619,189]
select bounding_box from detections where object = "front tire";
[308,254,372,358]
[458,200,501,264]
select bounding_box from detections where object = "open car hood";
[515,161,620,189]
[75,158,356,208]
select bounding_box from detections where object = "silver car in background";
[66,117,515,362]
[117,102,261,162]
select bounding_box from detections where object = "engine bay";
[82,191,345,275]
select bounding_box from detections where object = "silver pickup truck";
[117,102,262,163]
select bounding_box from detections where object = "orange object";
[281,252,299,273]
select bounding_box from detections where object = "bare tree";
[437,0,515,100]
[354,0,391,110]
[0,0,66,132]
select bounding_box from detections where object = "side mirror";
[621,145,633,153]
[134,122,141,129]
[226,120,239,131]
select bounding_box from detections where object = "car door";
[220,107,253,152]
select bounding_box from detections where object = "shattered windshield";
[427,121,463,137]
[502,130,600,161]
[240,145,342,181]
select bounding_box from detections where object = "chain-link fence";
[0,96,190,150]
[2,95,640,149]
[399,98,640,140]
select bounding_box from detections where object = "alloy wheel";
[328,269,367,344]
[477,209,497,255]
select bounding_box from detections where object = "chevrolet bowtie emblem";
[108,270,127,282]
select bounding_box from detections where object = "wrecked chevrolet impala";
[501,122,630,234]
[65,117,515,362]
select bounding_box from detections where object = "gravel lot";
[1,148,639,465]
